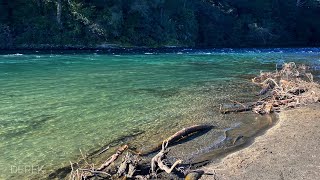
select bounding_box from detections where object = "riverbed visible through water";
[1,48,319,179]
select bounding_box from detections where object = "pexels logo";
[10,165,45,174]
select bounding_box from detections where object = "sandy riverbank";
[200,104,320,180]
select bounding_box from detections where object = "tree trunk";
[57,0,62,25]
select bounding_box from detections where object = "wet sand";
[201,104,320,180]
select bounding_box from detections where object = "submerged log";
[220,102,259,114]
[165,124,213,144]
[139,124,213,155]
[220,106,253,114]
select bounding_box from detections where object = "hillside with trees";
[1,0,320,49]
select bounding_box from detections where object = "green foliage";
[0,0,320,48]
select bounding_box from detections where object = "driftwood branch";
[69,125,214,179]
[220,102,259,114]
[247,62,319,114]
[151,141,182,175]
[78,168,111,176]
[165,125,212,144]
[67,62,319,180]
[220,106,253,114]
[97,144,128,171]
[139,124,213,155]
[117,152,140,178]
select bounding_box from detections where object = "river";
[0,48,319,179]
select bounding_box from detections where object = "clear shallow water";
[0,48,319,179]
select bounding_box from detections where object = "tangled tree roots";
[221,62,320,115]
[69,125,213,180]
[151,140,182,175]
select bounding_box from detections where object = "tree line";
[0,0,320,48]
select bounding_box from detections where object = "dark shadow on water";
[0,114,56,140]
[88,129,145,157]
[131,87,180,98]
[96,85,181,98]
[0,92,16,97]
[186,61,220,70]
[95,85,109,89]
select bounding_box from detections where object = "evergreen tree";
[0,0,319,48]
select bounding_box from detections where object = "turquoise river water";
[0,48,319,179]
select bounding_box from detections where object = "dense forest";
[1,0,320,49]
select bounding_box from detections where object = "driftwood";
[151,140,182,175]
[68,62,319,180]
[139,124,213,155]
[70,145,128,180]
[220,105,253,114]
[224,62,320,115]
[97,144,128,171]
[79,168,111,177]
[219,102,260,114]
[165,124,213,145]
[69,125,213,180]
[117,152,140,178]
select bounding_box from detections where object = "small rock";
[185,170,205,180]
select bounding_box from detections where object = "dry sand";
[201,104,320,180]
